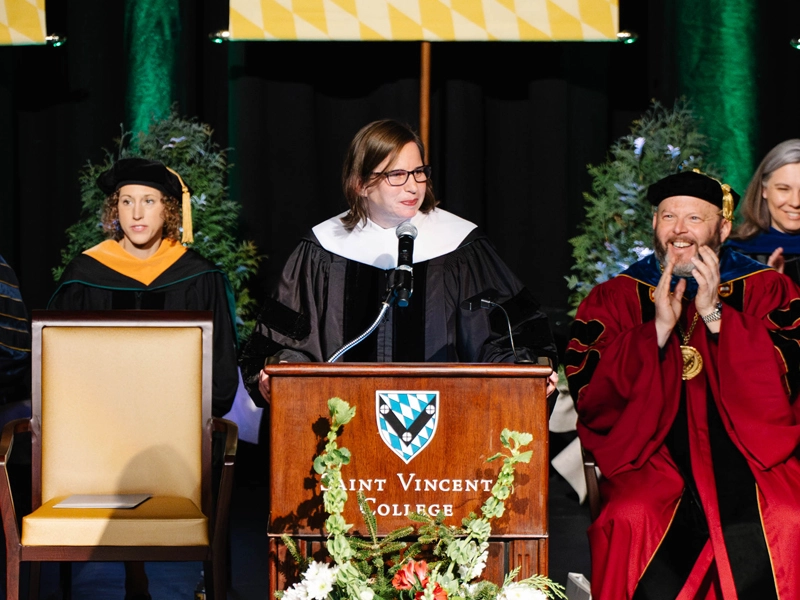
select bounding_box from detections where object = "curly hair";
[100,190,182,241]
[731,139,800,240]
[341,120,438,230]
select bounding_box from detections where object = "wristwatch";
[701,302,723,324]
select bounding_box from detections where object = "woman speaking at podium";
[241,120,557,405]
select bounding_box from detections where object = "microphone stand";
[461,290,530,364]
[326,287,397,363]
[328,222,417,363]
[474,298,530,364]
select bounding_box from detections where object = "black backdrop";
[2,0,799,348]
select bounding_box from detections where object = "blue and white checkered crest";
[376,391,439,464]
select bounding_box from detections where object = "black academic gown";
[49,245,238,417]
[240,211,557,400]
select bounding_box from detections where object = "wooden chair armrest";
[212,417,238,466]
[210,417,238,548]
[0,419,30,467]
[581,445,601,522]
[0,418,32,548]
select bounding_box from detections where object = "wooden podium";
[266,362,551,594]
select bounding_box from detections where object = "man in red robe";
[566,170,800,600]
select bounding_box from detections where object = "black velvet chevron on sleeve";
[766,298,800,397]
[564,319,606,402]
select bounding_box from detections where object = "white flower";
[358,588,374,600]
[666,144,681,158]
[457,549,489,581]
[631,241,654,260]
[161,136,187,150]
[633,137,646,156]
[302,561,339,600]
[498,582,548,600]
[282,581,309,600]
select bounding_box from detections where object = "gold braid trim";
[166,166,193,244]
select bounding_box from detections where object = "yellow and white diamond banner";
[0,0,46,45]
[230,0,618,42]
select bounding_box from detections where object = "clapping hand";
[692,245,722,333]
[654,258,686,348]
[768,247,785,274]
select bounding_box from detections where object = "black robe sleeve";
[0,256,31,405]
[440,235,558,364]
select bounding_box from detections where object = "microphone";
[392,222,417,307]
[461,289,530,363]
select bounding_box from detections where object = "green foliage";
[567,100,719,312]
[347,492,415,597]
[53,109,262,341]
[280,535,311,575]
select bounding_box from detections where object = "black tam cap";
[97,157,195,243]
[647,170,739,221]
[97,158,187,199]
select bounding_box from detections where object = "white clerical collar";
[311,208,478,270]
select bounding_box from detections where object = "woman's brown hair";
[341,120,438,230]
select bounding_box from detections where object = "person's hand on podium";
[258,369,271,404]
[258,360,289,404]
[546,370,558,397]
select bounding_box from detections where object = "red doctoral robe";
[566,253,800,600]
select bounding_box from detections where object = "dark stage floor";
[8,443,592,599]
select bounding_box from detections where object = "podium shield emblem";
[376,391,439,464]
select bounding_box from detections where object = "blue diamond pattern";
[377,392,438,464]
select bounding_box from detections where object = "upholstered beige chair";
[0,311,237,600]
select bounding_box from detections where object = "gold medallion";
[680,345,703,380]
[677,312,703,380]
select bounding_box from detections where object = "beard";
[653,228,723,278]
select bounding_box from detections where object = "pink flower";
[392,560,429,590]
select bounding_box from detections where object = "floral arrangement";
[566,99,722,312]
[278,398,566,600]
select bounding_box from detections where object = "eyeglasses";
[372,166,432,186]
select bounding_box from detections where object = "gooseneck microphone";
[460,288,532,364]
[326,221,418,362]
[392,222,417,307]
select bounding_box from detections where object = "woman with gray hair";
[728,139,800,283]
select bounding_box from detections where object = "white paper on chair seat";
[566,572,592,600]
[53,494,152,509]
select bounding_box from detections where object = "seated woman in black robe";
[241,119,558,405]
[727,139,800,284]
[49,158,238,600]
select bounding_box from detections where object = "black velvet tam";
[97,158,186,199]
[647,170,740,210]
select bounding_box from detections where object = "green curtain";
[675,0,759,193]
[124,0,180,139]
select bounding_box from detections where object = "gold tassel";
[166,166,193,244]
[720,184,734,222]
[692,168,734,222]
